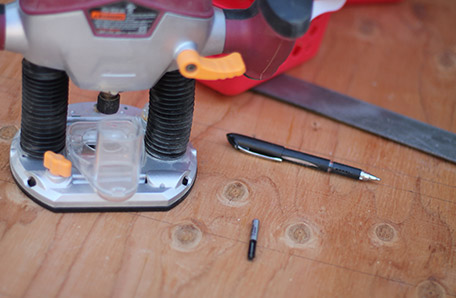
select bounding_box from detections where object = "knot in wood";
[223,181,248,202]
[287,223,311,245]
[174,224,200,246]
[416,280,446,298]
[437,51,456,70]
[375,223,395,242]
[0,125,18,140]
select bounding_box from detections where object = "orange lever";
[177,49,246,80]
[43,151,72,178]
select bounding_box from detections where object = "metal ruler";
[253,75,456,164]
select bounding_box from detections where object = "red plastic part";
[202,0,402,95]
[201,2,331,96]
[347,0,401,3]
[223,6,297,80]
[214,0,252,9]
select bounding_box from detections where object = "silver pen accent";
[282,155,319,168]
[359,171,381,181]
[235,145,282,162]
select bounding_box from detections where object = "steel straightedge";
[253,75,456,164]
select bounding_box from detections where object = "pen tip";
[226,133,236,147]
[360,171,381,181]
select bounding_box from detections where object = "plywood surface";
[0,0,455,297]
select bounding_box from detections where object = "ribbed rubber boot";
[145,70,195,160]
[20,59,69,159]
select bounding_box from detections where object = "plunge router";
[0,0,340,211]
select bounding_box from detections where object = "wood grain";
[0,0,455,297]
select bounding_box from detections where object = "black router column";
[20,59,69,159]
[145,70,195,160]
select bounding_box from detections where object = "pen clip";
[235,145,283,162]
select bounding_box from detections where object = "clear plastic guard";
[67,117,144,202]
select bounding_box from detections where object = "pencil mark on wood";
[286,114,295,144]
[424,242,450,272]
[256,175,285,215]
[218,180,249,207]
[416,279,446,298]
[171,223,202,252]
[0,125,17,140]
[379,179,456,206]
[411,178,453,275]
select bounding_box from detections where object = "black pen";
[226,133,380,181]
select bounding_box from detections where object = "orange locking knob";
[43,151,72,177]
[177,49,246,80]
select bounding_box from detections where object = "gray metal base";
[9,102,197,212]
